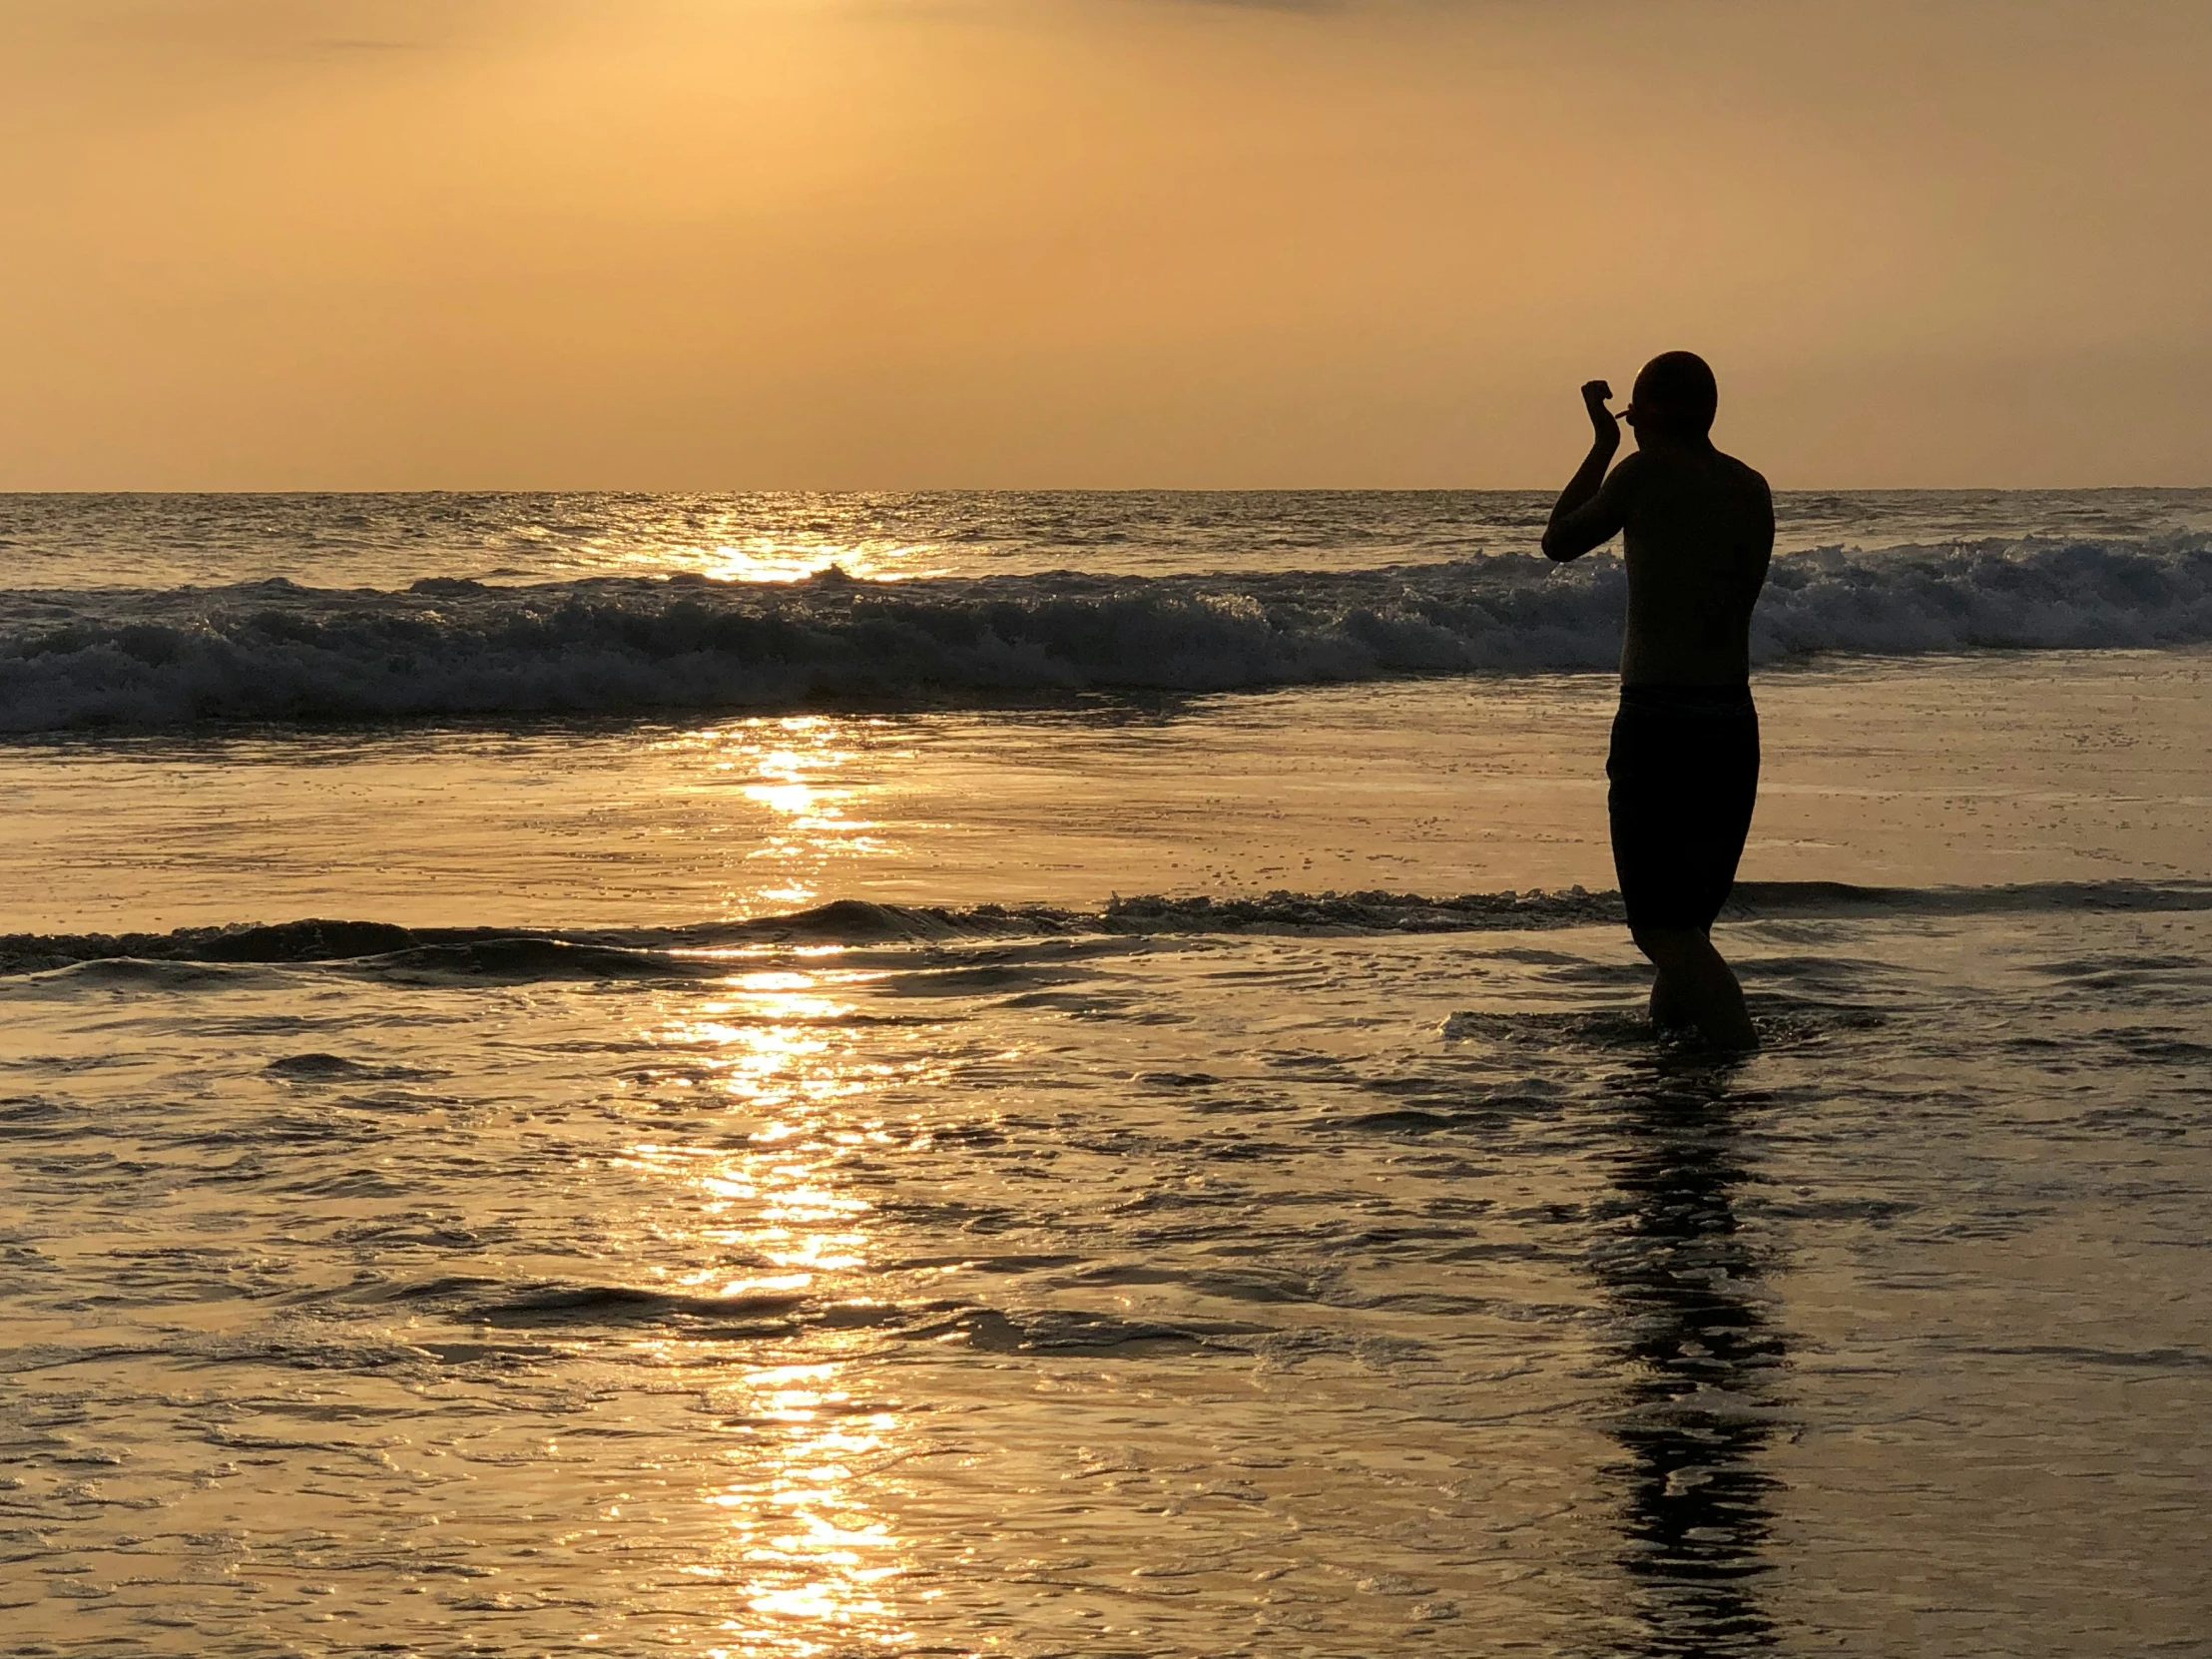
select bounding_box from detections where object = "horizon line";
[3,482,2208,498]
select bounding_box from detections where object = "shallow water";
[0,650,2201,935]
[2,895,2207,1656]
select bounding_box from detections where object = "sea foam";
[0,536,2204,731]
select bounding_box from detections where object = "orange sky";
[1,0,2206,489]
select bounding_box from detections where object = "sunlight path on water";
[626,968,916,1655]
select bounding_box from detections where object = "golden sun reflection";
[624,965,935,1654]
[616,534,946,585]
[657,717,908,915]
[703,1359,910,1654]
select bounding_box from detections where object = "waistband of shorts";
[1617,681,1754,714]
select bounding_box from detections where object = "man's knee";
[1631,923,1708,964]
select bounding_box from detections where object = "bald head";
[1630,351,1718,442]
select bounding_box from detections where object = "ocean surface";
[1,490,2207,1657]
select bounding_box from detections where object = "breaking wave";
[0,535,2205,731]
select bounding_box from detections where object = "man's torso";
[1619,447,1774,687]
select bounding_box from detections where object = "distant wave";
[3,879,2205,979]
[0,535,2205,731]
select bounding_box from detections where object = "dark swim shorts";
[1606,683,1760,933]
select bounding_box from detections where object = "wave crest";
[0,536,2205,731]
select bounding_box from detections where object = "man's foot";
[1686,1005,1759,1051]
[1633,926,1758,1050]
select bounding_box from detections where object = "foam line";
[2,879,2203,977]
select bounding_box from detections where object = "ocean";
[1,489,2207,1657]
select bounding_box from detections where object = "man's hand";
[1581,380,1621,448]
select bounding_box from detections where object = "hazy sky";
[1,0,2207,488]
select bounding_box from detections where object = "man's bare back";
[1540,380,1774,685]
[1538,351,1772,1049]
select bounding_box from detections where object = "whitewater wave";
[3,879,2203,978]
[0,535,2205,731]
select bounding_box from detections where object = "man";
[1541,351,1773,1049]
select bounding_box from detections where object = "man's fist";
[1581,380,1620,444]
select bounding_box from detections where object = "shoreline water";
[0,649,2200,935]
[1,491,2206,1656]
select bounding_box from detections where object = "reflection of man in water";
[1597,1074,1785,1654]
[1542,351,1773,1048]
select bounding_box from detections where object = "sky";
[0,0,2207,490]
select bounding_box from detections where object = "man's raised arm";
[1542,379,1640,562]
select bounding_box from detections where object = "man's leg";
[1647,963,1701,1031]
[1632,925,1757,1049]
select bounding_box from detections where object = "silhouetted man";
[1542,351,1773,1048]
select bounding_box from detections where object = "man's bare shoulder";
[1712,448,1771,496]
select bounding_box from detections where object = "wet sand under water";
[0,650,2201,933]
[0,649,2206,1657]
